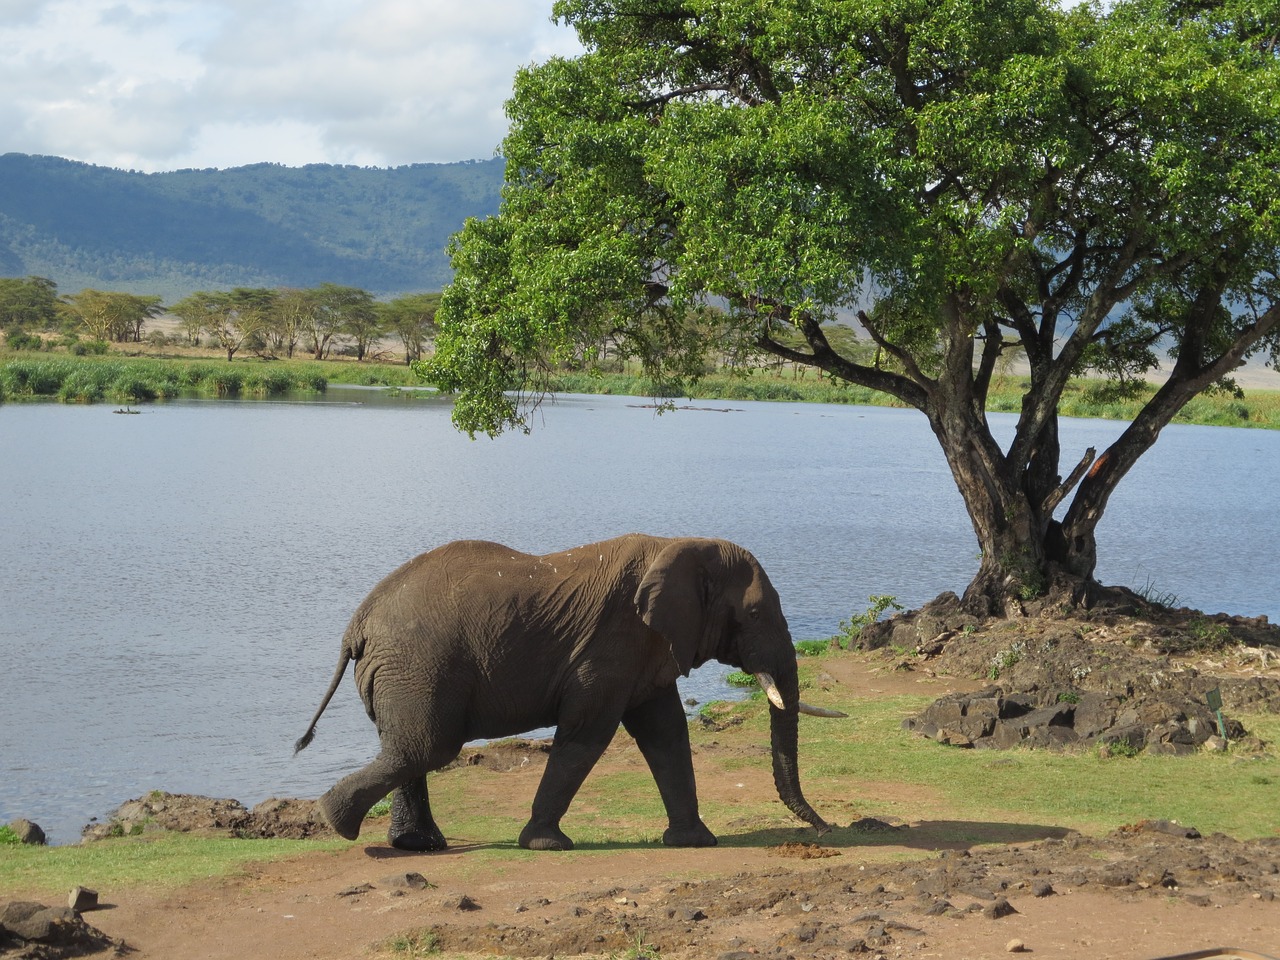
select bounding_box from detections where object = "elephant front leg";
[519,719,618,851]
[389,777,448,852]
[622,689,716,847]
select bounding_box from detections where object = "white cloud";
[0,0,582,171]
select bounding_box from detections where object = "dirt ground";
[6,620,1280,960]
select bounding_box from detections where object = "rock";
[67,886,98,911]
[982,898,1018,919]
[3,905,80,943]
[1007,938,1028,953]
[381,872,431,890]
[0,900,123,954]
[455,895,482,911]
[1138,819,1201,839]
[1031,881,1055,897]
[7,819,46,845]
[336,883,374,898]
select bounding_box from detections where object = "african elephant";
[295,534,842,852]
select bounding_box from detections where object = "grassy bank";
[0,354,421,403]
[549,370,1280,429]
[3,351,1278,429]
[3,657,1276,899]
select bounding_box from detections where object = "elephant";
[295,534,844,852]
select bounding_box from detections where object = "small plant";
[1135,576,1180,609]
[369,794,393,818]
[382,927,441,957]
[834,594,903,649]
[615,932,661,959]
[794,639,831,657]
[988,640,1026,680]
[725,671,756,687]
[1100,739,1141,759]
[0,825,20,845]
[1056,691,1081,704]
[1187,617,1233,651]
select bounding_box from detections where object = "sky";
[1,0,583,172]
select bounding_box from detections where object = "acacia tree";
[0,277,59,329]
[424,0,1280,615]
[380,292,442,364]
[62,289,163,343]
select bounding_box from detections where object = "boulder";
[905,686,1238,754]
[7,819,46,845]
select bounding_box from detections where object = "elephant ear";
[634,540,713,677]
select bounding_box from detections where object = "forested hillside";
[0,154,504,301]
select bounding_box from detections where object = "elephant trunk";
[766,676,832,835]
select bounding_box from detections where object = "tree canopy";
[425,0,1280,613]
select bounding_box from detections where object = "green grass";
[546,369,1280,430]
[0,833,347,898]
[0,354,420,403]
[5,350,1279,428]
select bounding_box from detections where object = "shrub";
[57,369,107,403]
[4,329,44,351]
[69,340,110,356]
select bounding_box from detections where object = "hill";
[0,154,505,302]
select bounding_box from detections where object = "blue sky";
[1,0,582,172]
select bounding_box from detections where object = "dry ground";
[6,646,1280,960]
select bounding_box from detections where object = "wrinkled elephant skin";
[296,534,831,851]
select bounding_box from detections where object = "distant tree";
[61,289,163,343]
[169,292,219,348]
[171,288,276,361]
[330,285,381,361]
[427,0,1280,616]
[301,283,352,360]
[0,277,59,330]
[380,292,441,364]
[268,287,316,358]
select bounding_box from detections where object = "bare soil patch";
[5,606,1279,960]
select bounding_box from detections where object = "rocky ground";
[4,601,1280,960]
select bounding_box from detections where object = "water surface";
[1,389,1276,842]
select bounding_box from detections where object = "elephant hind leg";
[319,752,419,841]
[389,777,447,851]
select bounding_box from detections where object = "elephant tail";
[295,648,352,754]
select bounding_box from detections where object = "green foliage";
[428,0,1280,606]
[0,276,59,329]
[835,595,903,650]
[724,671,757,688]
[0,355,394,403]
[0,826,20,845]
[4,328,44,351]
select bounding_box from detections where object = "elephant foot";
[318,788,364,841]
[518,822,574,851]
[389,826,447,852]
[663,822,717,847]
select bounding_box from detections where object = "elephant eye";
[747,606,761,620]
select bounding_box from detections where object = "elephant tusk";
[755,672,847,717]
[798,702,848,719]
[754,672,787,710]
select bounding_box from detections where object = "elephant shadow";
[359,819,1072,858]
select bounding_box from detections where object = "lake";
[2,388,1277,843]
